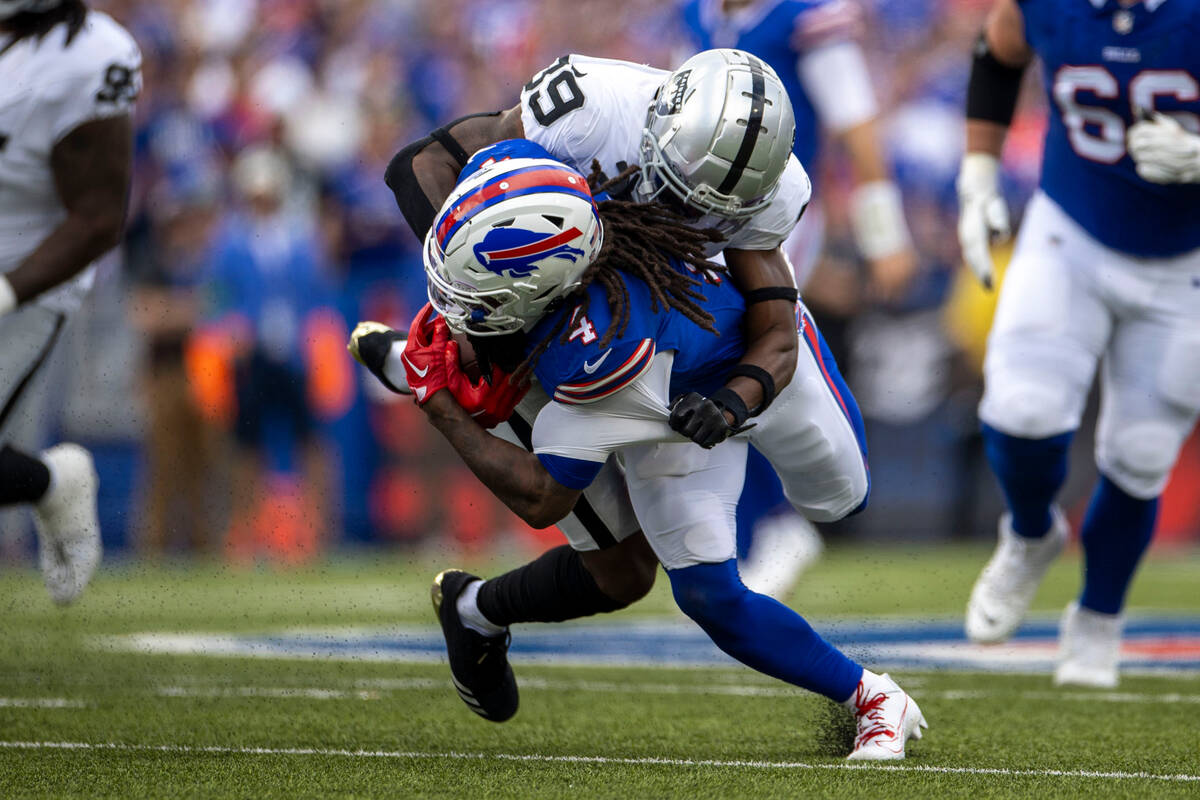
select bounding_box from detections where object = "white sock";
[456,580,506,636]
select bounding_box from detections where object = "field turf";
[1,544,1198,798]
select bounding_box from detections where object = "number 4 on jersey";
[568,310,597,344]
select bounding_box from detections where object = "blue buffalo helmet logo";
[473,226,588,278]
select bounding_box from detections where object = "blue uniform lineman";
[957,0,1200,687]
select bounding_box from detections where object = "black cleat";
[431,569,518,722]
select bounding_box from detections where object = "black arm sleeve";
[965,32,1027,126]
[383,111,503,239]
[384,133,439,238]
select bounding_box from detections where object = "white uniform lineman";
[0,6,140,606]
[0,10,140,428]
[500,53,834,555]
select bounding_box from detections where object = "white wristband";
[0,275,16,317]
[849,180,912,260]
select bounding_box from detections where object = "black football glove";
[348,321,410,395]
[669,391,756,449]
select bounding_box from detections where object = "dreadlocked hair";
[1,1,87,47]
[514,161,727,377]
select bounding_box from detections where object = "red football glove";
[443,338,530,429]
[402,304,452,405]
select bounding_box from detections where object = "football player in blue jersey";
[676,0,918,595]
[957,0,1200,688]
[367,140,926,760]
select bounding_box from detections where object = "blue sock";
[735,448,792,560]
[668,559,863,702]
[982,423,1073,538]
[1078,474,1158,615]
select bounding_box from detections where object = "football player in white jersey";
[0,0,140,604]
[360,50,879,722]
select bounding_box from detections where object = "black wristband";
[742,286,798,305]
[709,387,752,428]
[727,364,777,415]
[966,31,1026,126]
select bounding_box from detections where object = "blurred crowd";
[3,0,1196,562]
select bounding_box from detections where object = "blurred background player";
[0,0,139,602]
[203,145,336,564]
[675,0,918,595]
[958,0,1200,687]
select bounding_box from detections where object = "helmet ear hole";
[542,215,565,229]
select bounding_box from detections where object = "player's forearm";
[838,119,890,184]
[965,119,1009,158]
[723,248,799,409]
[4,210,124,303]
[422,392,578,528]
[965,0,1032,158]
[387,107,525,238]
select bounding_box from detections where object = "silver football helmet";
[639,49,796,219]
[0,0,63,19]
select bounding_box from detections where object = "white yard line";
[0,698,87,709]
[156,687,382,701]
[153,680,1200,704]
[0,740,1194,783]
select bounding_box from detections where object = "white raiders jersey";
[518,54,810,255]
[0,11,140,313]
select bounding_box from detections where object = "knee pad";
[980,380,1078,439]
[667,560,745,625]
[1097,422,1182,499]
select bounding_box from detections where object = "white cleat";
[738,513,823,599]
[1054,601,1122,689]
[845,671,927,761]
[32,444,101,605]
[965,508,1068,644]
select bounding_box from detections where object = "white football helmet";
[424,156,604,336]
[0,0,63,19]
[639,49,796,219]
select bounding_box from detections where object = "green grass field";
[1,544,1198,799]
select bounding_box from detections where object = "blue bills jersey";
[678,0,860,176]
[1021,0,1200,257]
[528,265,746,408]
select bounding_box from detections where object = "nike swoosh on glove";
[444,338,530,429]
[1128,112,1200,184]
[402,304,452,404]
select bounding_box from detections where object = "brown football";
[452,332,483,382]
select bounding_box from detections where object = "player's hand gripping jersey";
[1021,0,1200,257]
[519,54,811,253]
[0,11,141,312]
